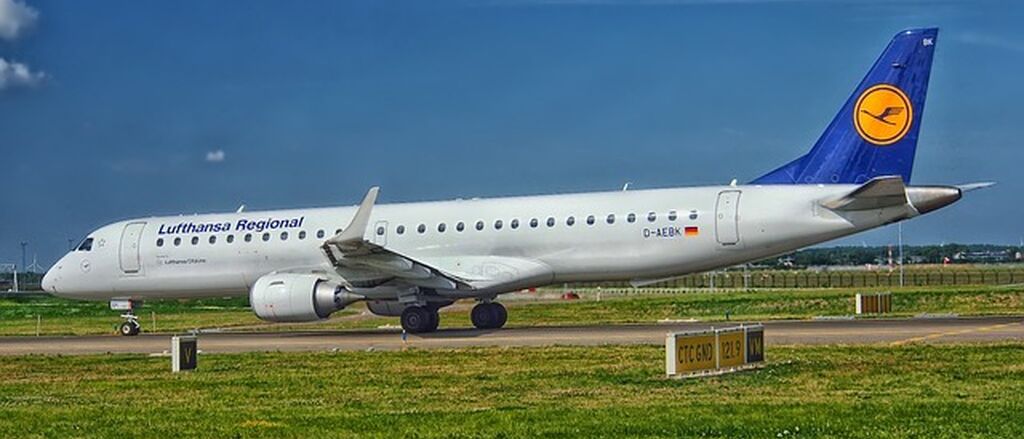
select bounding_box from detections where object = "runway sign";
[746,326,764,363]
[172,336,197,372]
[717,328,745,368]
[666,325,764,377]
[672,331,717,372]
[856,292,892,314]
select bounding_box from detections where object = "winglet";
[327,186,379,249]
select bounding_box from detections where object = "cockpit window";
[76,238,94,252]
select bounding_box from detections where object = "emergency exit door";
[120,222,146,274]
[715,191,741,245]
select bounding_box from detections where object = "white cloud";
[205,149,226,163]
[0,57,44,90]
[0,0,38,41]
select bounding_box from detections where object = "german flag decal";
[685,226,699,237]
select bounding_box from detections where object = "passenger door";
[715,191,741,246]
[119,222,146,274]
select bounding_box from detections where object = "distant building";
[952,250,1014,263]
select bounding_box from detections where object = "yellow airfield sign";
[675,334,716,371]
[717,330,745,368]
[666,325,764,377]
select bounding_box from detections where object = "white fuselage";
[42,183,917,301]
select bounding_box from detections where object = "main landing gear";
[398,302,508,333]
[471,302,507,330]
[400,305,440,334]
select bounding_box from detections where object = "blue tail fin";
[752,28,938,185]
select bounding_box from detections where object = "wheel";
[471,303,495,329]
[471,303,506,330]
[400,306,433,334]
[490,302,507,329]
[130,320,141,335]
[425,307,440,332]
[119,321,140,336]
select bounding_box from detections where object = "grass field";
[2,284,1024,336]
[0,343,1022,437]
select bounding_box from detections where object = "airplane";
[42,28,990,336]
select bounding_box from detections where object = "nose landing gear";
[111,299,142,336]
[118,314,141,336]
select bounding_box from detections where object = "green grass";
[1,343,1023,437]
[3,284,1024,335]
[511,285,1024,324]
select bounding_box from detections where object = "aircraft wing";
[320,187,474,291]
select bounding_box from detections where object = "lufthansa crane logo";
[853,84,913,146]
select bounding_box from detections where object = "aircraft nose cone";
[41,269,56,293]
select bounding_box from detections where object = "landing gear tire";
[401,306,439,334]
[425,307,440,332]
[118,320,140,336]
[491,303,507,329]
[471,302,507,330]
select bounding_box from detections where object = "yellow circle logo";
[853,84,913,146]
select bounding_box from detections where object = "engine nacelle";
[250,273,362,322]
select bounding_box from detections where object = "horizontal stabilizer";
[821,176,908,211]
[956,182,996,193]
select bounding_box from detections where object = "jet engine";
[250,273,363,322]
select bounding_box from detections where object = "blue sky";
[1,0,1022,268]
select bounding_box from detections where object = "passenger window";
[317,230,325,239]
[456,222,465,232]
[335,229,342,235]
[546,217,555,227]
[245,234,253,242]
[209,236,217,244]
[281,232,289,241]
[530,218,539,228]
[262,233,270,242]
[495,220,503,230]
[376,226,384,236]
[396,225,405,235]
[668,210,678,221]
[586,215,595,225]
[566,216,575,226]
[627,213,636,223]
[174,237,182,246]
[475,221,484,231]
[647,212,656,222]
[689,210,699,220]
[606,214,615,224]
[156,238,164,247]
[76,238,94,252]
[418,224,426,234]
[227,235,235,243]
[298,231,307,240]
[511,219,519,229]
[191,236,199,245]
[438,223,447,233]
